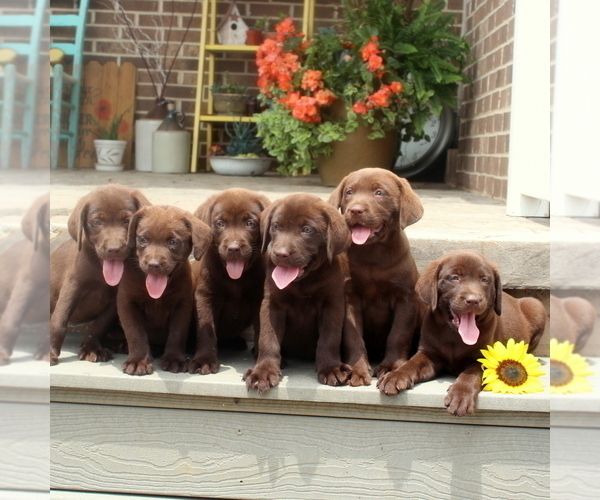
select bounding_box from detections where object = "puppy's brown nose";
[147,259,161,270]
[228,242,241,255]
[106,245,123,254]
[349,205,365,216]
[464,295,481,306]
[274,249,290,259]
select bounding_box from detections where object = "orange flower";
[367,86,392,107]
[361,37,382,62]
[389,81,403,93]
[366,54,383,72]
[291,95,321,123]
[301,70,323,92]
[118,118,129,135]
[314,89,336,106]
[276,17,296,35]
[352,101,368,114]
[95,99,112,120]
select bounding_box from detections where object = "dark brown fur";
[328,167,424,385]
[118,205,211,376]
[190,188,271,374]
[243,193,352,393]
[378,249,546,416]
[551,295,596,353]
[0,193,50,363]
[50,184,151,365]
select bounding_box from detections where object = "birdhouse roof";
[216,1,244,31]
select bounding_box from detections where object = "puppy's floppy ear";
[21,193,49,251]
[126,207,146,253]
[327,177,346,210]
[67,196,90,252]
[131,189,152,210]
[194,194,218,226]
[260,200,278,253]
[324,203,351,262]
[415,259,441,311]
[395,177,424,229]
[492,266,502,316]
[253,193,272,214]
[183,214,212,261]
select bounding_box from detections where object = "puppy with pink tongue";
[117,205,211,376]
[244,194,353,394]
[190,189,271,375]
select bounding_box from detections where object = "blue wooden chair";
[50,0,90,169]
[0,0,46,169]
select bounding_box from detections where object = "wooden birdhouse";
[217,1,248,46]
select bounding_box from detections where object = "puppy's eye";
[345,189,353,196]
[215,220,225,228]
[138,236,148,244]
[123,218,130,226]
[169,239,179,247]
[91,220,102,227]
[449,275,459,281]
[302,226,312,233]
[481,277,490,283]
[272,223,280,232]
[246,220,256,228]
[375,189,384,196]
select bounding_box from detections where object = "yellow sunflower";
[478,338,545,394]
[550,338,594,395]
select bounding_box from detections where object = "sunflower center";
[550,360,574,387]
[497,359,528,386]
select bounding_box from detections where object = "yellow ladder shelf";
[190,0,315,172]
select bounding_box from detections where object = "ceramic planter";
[208,156,271,176]
[212,93,248,115]
[94,139,127,171]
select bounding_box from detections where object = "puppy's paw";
[373,359,407,379]
[122,356,154,376]
[33,348,50,362]
[188,356,219,375]
[376,369,415,395]
[243,363,282,394]
[161,353,189,373]
[318,364,352,386]
[444,384,478,416]
[347,360,372,386]
[0,348,11,366]
[78,346,113,363]
[49,349,60,366]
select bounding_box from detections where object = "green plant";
[210,72,248,94]
[224,121,265,157]
[253,15,272,32]
[254,0,470,176]
[90,107,129,140]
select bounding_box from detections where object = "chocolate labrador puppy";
[378,249,546,416]
[118,205,211,376]
[0,193,50,363]
[243,193,352,393]
[551,294,596,352]
[50,184,151,365]
[328,167,424,385]
[190,188,271,374]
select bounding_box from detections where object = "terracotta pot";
[246,29,264,46]
[316,103,398,186]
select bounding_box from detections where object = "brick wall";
[446,0,514,200]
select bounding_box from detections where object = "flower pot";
[94,139,127,171]
[246,29,264,46]
[212,93,248,116]
[316,102,398,186]
[208,156,271,176]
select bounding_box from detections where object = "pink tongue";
[102,260,124,286]
[351,226,371,245]
[226,260,245,280]
[458,313,480,345]
[146,274,169,299]
[272,266,300,289]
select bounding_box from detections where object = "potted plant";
[254,0,470,185]
[210,74,249,115]
[208,121,272,176]
[91,106,130,171]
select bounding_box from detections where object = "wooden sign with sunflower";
[75,61,136,168]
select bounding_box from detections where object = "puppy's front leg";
[444,363,483,416]
[316,296,351,386]
[189,288,219,374]
[161,299,193,373]
[78,299,117,363]
[377,352,441,395]
[119,298,153,376]
[243,293,285,394]
[374,295,419,378]
[49,274,80,365]
[342,292,370,386]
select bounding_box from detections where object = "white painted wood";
[0,492,49,500]
[506,0,550,217]
[51,402,549,500]
[551,0,600,216]
[52,492,190,500]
